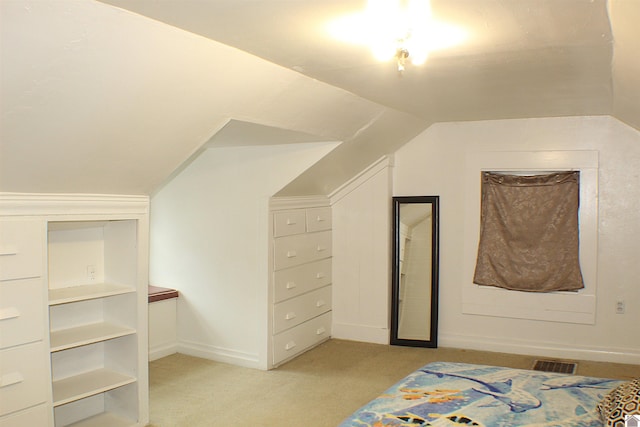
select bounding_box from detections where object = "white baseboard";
[440,332,640,365]
[149,343,179,361]
[332,322,389,345]
[177,340,261,369]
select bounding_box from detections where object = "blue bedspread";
[339,362,621,427]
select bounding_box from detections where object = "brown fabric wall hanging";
[473,171,585,292]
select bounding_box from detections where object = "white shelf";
[50,322,136,352]
[66,412,134,427]
[49,283,134,306]
[48,221,109,232]
[52,368,136,407]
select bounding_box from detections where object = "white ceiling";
[1,0,638,196]
[100,0,620,123]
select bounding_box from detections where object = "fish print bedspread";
[339,362,622,427]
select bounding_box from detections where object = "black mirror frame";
[390,196,439,348]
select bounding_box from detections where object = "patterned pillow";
[597,378,640,426]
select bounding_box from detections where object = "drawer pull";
[315,273,324,279]
[316,245,326,252]
[316,300,326,308]
[0,246,18,256]
[0,371,24,388]
[0,307,20,321]
[316,327,326,335]
[286,281,297,290]
[285,341,296,351]
[285,312,296,320]
[286,218,297,225]
[315,216,325,222]
[286,250,297,258]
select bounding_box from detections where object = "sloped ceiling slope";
[100,0,617,123]
[1,0,639,197]
[0,0,427,195]
[610,0,640,131]
[96,0,640,196]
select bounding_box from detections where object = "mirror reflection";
[391,196,439,348]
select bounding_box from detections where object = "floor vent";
[532,359,577,374]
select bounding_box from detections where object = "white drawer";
[273,311,331,365]
[273,286,331,334]
[0,221,43,282]
[0,342,49,417]
[305,207,331,232]
[0,278,44,350]
[273,231,331,271]
[273,258,331,303]
[0,404,50,427]
[273,210,306,237]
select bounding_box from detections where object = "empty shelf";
[49,283,134,305]
[50,322,136,352]
[52,368,136,407]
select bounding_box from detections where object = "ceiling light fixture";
[327,0,466,73]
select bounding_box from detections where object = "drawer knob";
[286,250,297,258]
[0,371,24,388]
[286,218,297,225]
[285,312,296,320]
[285,341,296,351]
[286,281,297,289]
[315,273,324,279]
[0,307,20,321]
[316,216,325,222]
[316,246,326,252]
[316,300,326,308]
[316,327,326,335]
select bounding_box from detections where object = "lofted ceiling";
[1,0,639,196]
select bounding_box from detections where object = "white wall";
[331,159,392,344]
[149,142,337,369]
[394,115,640,363]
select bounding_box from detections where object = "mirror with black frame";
[390,196,439,348]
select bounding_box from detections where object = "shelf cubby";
[52,368,136,407]
[50,322,136,352]
[49,283,134,306]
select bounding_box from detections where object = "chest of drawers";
[0,219,52,426]
[270,203,332,367]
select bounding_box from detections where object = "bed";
[339,361,636,427]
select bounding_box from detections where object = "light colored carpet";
[148,339,639,426]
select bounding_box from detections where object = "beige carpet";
[148,339,640,426]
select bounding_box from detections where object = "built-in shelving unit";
[0,193,149,427]
[48,219,144,427]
